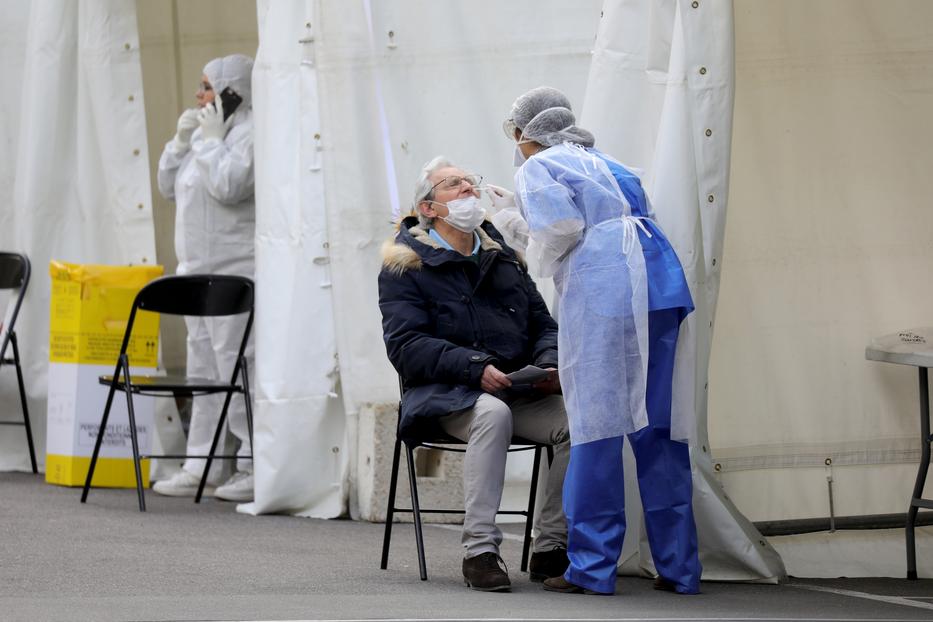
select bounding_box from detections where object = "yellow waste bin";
[45,262,163,487]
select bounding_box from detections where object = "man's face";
[421,166,480,219]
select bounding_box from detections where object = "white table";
[866,327,933,580]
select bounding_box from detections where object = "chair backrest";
[0,253,30,291]
[134,274,254,317]
[0,253,30,361]
[114,274,254,363]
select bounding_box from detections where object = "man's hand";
[532,368,561,395]
[480,364,512,394]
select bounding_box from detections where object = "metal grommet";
[825,457,832,466]
[692,1,699,7]
[707,194,714,203]
[124,43,131,50]
[141,257,148,263]
[699,67,707,75]
[714,463,722,472]
[133,149,140,156]
[705,128,712,137]
[712,258,716,266]
[137,203,144,210]
[128,95,135,102]
[314,133,321,140]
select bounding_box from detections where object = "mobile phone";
[219,87,243,121]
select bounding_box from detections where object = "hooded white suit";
[157,54,255,477]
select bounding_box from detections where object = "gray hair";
[412,155,457,228]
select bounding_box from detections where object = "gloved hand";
[197,98,228,142]
[172,108,200,150]
[484,184,516,216]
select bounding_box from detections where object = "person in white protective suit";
[489,87,700,595]
[153,54,256,502]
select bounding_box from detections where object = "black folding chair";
[80,275,254,512]
[0,253,36,473]
[380,380,554,581]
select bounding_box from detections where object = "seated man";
[377,156,571,592]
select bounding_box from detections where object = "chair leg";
[197,388,235,503]
[11,333,37,474]
[120,356,146,512]
[239,356,254,448]
[521,446,543,572]
[380,435,403,570]
[405,443,428,581]
[81,358,123,503]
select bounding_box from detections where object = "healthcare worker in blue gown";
[487,86,700,595]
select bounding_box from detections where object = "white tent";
[2,0,931,580]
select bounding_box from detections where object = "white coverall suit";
[156,55,255,478]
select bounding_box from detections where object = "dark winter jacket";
[377,217,559,438]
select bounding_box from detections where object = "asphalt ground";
[2,472,931,622]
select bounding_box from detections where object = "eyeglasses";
[430,174,483,193]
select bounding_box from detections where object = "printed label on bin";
[77,422,150,449]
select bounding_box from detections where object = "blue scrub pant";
[563,308,701,595]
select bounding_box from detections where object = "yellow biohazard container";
[45,262,163,487]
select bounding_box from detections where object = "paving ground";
[2,472,931,622]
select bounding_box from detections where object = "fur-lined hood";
[381,217,508,276]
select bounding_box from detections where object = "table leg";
[907,367,930,580]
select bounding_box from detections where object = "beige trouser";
[439,392,570,559]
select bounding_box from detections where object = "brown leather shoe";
[462,552,511,592]
[542,575,610,595]
[529,547,569,582]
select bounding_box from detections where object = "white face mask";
[513,145,526,166]
[441,195,486,233]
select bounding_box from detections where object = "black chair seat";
[98,374,242,395]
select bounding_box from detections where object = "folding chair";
[0,252,36,473]
[80,274,254,512]
[380,380,554,580]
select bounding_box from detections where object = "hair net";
[503,86,595,148]
[203,54,254,106]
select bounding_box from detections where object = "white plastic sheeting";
[248,0,604,516]
[581,0,784,583]
[249,2,784,580]
[242,0,347,517]
[0,0,155,471]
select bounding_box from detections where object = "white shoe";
[214,470,254,502]
[151,469,215,497]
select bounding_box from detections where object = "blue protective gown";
[560,150,701,595]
